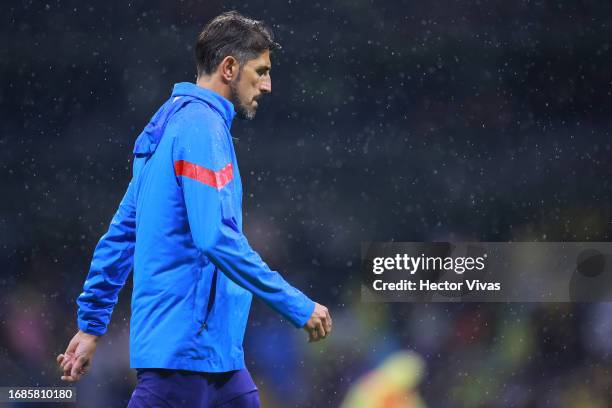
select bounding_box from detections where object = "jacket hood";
[133,82,236,157]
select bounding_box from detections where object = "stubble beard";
[229,74,256,121]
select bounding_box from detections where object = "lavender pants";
[127,368,260,408]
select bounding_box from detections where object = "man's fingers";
[324,321,332,333]
[64,338,78,356]
[307,323,321,342]
[57,354,70,372]
[60,352,74,368]
[322,311,332,333]
[71,356,88,379]
[315,320,326,339]
[61,337,79,372]
[59,354,70,370]
[63,361,73,377]
[61,359,70,371]
[61,363,86,382]
[305,303,332,343]
[308,318,332,343]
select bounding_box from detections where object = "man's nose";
[260,77,271,93]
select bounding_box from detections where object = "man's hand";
[303,303,332,343]
[56,330,99,382]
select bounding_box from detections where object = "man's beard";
[229,77,256,120]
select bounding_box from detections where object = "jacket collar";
[171,82,236,127]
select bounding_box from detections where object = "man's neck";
[196,75,231,101]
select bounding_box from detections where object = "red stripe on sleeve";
[174,160,233,190]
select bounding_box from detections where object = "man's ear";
[218,56,240,83]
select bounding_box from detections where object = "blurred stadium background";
[2,1,612,407]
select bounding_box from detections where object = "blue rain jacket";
[76,82,315,372]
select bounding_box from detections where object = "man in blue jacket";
[57,11,332,407]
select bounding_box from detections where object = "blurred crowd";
[2,0,612,407]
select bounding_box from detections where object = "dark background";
[2,0,612,407]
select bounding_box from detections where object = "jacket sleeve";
[76,175,137,336]
[171,111,315,328]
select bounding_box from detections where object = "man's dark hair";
[195,11,281,76]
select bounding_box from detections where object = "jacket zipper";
[197,267,218,336]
